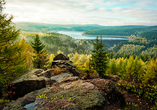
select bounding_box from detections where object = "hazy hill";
[84,25,157,36]
[16,22,156,34]
[15,22,107,32]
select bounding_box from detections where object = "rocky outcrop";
[50,73,79,83]
[35,98,82,110]
[86,78,125,106]
[59,80,106,109]
[4,80,107,110]
[3,95,36,110]
[9,69,46,100]
[3,54,125,110]
[37,69,55,78]
[4,78,125,110]
[7,54,82,100]
[51,54,81,77]
[53,53,69,60]
[9,71,79,100]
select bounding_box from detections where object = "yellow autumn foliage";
[51,65,62,76]
[72,52,79,63]
[84,59,90,69]
[49,54,55,62]
[19,38,34,70]
[56,50,64,55]
[78,54,86,64]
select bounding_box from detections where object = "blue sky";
[3,0,157,26]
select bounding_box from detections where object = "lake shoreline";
[57,31,129,40]
[82,33,130,38]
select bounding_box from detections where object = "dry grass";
[51,65,62,76]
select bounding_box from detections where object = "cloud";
[3,0,157,26]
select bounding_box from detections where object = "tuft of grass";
[36,94,72,102]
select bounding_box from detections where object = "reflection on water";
[57,31,128,40]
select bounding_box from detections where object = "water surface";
[57,31,128,40]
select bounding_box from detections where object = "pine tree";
[89,35,108,78]
[0,0,29,95]
[31,35,49,69]
[31,35,45,54]
[0,3,19,46]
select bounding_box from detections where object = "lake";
[57,31,129,40]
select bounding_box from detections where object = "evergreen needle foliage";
[0,0,29,97]
[31,35,49,70]
[89,35,108,78]
[31,35,45,54]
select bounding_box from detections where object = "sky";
[3,0,157,26]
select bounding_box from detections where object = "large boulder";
[7,69,80,101]
[51,60,81,77]
[9,69,46,100]
[51,60,74,68]
[59,80,106,109]
[86,78,125,106]
[37,69,54,78]
[50,73,79,83]
[68,67,81,76]
[53,53,69,60]
[35,98,82,110]
[4,80,106,110]
[86,78,117,95]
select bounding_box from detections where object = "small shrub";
[125,102,138,110]
[5,84,16,101]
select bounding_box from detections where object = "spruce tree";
[89,35,108,78]
[0,0,28,95]
[31,35,49,69]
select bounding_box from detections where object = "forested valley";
[1,30,157,109]
[0,1,157,109]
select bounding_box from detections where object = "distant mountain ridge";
[15,22,106,32]
[15,22,157,34]
[84,25,157,36]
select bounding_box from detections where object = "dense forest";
[110,35,157,58]
[84,26,157,59]
[17,32,94,55]
[84,26,157,36]
[141,30,157,40]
